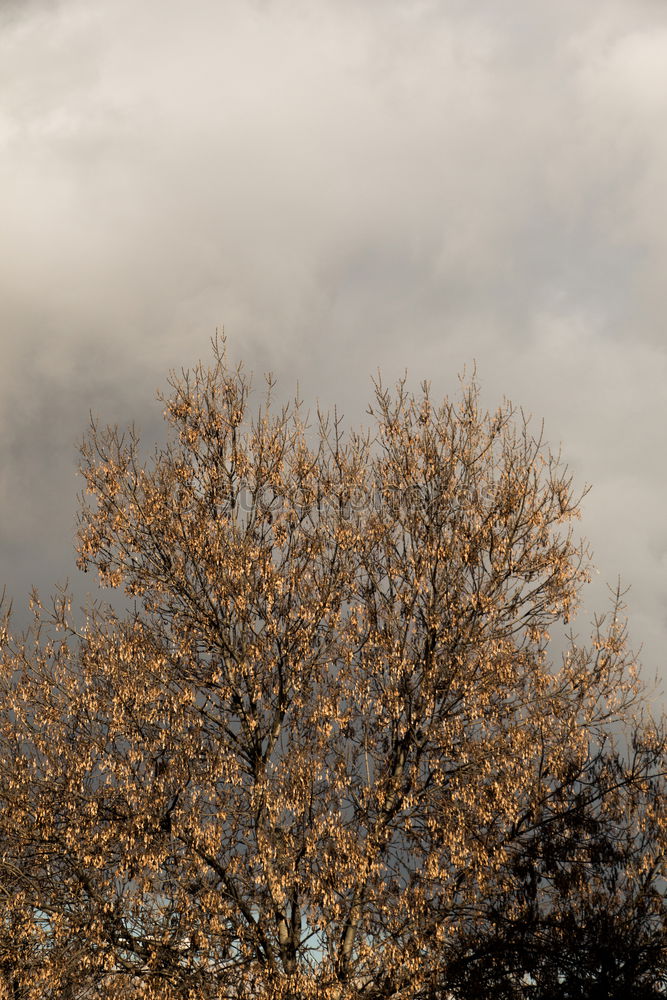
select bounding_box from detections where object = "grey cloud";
[1,0,667,685]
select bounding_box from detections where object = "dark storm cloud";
[1,0,667,682]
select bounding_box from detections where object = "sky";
[2,0,667,700]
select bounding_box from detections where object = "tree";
[0,340,664,999]
[442,720,667,1000]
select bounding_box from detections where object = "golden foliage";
[0,339,664,998]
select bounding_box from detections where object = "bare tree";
[0,340,664,999]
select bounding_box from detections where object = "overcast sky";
[2,0,667,698]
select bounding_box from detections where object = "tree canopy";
[0,341,665,999]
